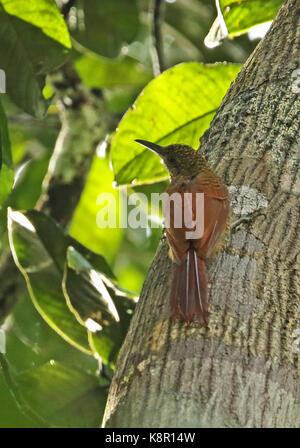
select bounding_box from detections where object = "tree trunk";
[103,0,300,428]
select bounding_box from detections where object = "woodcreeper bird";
[135,140,230,325]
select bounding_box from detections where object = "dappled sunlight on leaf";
[111,63,241,186]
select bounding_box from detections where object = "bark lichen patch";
[228,185,269,216]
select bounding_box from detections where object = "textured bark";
[103,0,300,428]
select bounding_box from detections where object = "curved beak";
[135,139,164,157]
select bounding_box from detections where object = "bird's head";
[135,139,205,180]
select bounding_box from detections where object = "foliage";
[111,63,241,186]
[0,100,13,206]
[0,0,71,116]
[220,0,283,37]
[0,0,281,428]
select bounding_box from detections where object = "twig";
[7,114,59,130]
[231,210,266,232]
[150,0,165,77]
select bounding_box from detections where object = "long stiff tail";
[170,249,209,325]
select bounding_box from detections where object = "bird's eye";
[168,156,175,164]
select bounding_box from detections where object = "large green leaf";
[64,247,120,326]
[70,155,123,264]
[16,361,109,427]
[0,0,71,116]
[221,0,282,36]
[8,209,91,353]
[111,62,241,186]
[70,0,139,58]
[22,209,115,279]
[0,100,13,206]
[0,0,71,47]
[7,208,123,360]
[63,247,135,364]
[90,279,136,364]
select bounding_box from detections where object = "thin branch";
[231,210,267,232]
[7,114,59,130]
[150,0,165,77]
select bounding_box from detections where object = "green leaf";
[63,247,135,364]
[111,62,241,186]
[8,208,120,359]
[0,0,71,47]
[220,0,283,36]
[0,0,71,116]
[16,361,108,428]
[70,0,139,58]
[64,247,120,325]
[0,100,14,206]
[90,281,136,364]
[69,155,123,264]
[8,209,91,353]
[9,157,50,210]
[75,53,152,89]
[22,209,115,279]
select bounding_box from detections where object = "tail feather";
[170,249,209,325]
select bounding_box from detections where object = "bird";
[135,139,230,325]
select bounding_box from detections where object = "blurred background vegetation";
[0,0,282,427]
